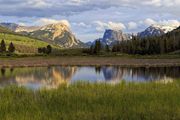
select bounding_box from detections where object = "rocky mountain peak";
[102,29,131,45]
[138,24,179,38]
[40,23,71,40]
[88,29,132,46]
[103,29,123,40]
[0,22,85,48]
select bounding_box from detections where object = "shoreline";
[0,56,180,67]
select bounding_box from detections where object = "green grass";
[0,81,180,120]
[0,33,60,54]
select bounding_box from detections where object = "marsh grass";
[0,81,180,120]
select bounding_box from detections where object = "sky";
[0,0,180,42]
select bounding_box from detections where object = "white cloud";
[18,22,26,26]
[27,0,51,8]
[143,0,161,7]
[94,21,126,32]
[0,0,180,42]
[142,0,180,7]
[144,18,157,26]
[35,18,71,27]
[142,18,180,27]
[128,22,138,30]
[158,20,180,27]
[72,22,91,28]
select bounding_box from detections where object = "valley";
[0,1,180,120]
[0,22,180,66]
[0,21,180,57]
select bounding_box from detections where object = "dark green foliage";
[90,45,94,54]
[0,39,6,53]
[112,28,180,55]
[93,40,101,54]
[8,42,15,53]
[38,47,46,54]
[38,48,43,53]
[87,40,111,55]
[46,45,52,54]
[105,44,110,52]
[38,45,52,54]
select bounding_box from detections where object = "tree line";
[112,28,180,55]
[38,45,52,54]
[83,40,110,55]
[0,39,15,54]
[0,39,52,55]
[112,36,180,55]
[86,27,180,55]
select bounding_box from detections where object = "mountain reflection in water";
[0,66,179,89]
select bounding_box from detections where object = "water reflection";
[1,68,6,77]
[0,66,179,89]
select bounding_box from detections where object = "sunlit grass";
[0,81,179,120]
[0,33,60,54]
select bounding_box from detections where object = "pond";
[0,66,180,89]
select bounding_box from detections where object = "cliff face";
[102,29,131,45]
[87,29,132,47]
[28,23,82,48]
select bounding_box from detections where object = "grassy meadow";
[0,33,60,54]
[0,81,180,120]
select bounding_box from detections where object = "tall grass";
[0,81,180,120]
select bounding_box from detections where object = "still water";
[0,66,179,89]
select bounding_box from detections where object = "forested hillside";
[112,27,180,55]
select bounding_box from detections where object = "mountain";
[0,23,19,31]
[0,24,59,54]
[138,25,178,38]
[0,25,14,34]
[0,22,85,48]
[175,26,180,30]
[102,29,131,45]
[27,23,84,48]
[0,23,40,32]
[88,29,132,46]
[85,41,93,46]
[114,24,180,54]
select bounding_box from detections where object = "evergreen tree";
[0,39,6,53]
[46,45,52,54]
[8,42,15,53]
[93,40,101,54]
[90,45,94,54]
[105,44,110,52]
[42,47,46,53]
[112,44,118,52]
[38,48,43,53]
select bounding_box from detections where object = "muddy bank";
[0,57,180,67]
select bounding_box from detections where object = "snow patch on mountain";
[138,24,179,38]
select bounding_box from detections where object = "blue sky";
[0,0,180,42]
